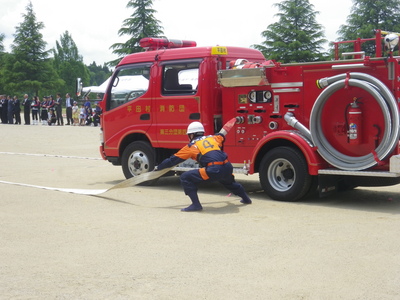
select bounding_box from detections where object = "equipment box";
[218,68,269,87]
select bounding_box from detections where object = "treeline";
[0,2,111,100]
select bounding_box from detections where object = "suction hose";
[284,112,312,142]
[310,72,400,171]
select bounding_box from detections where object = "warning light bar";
[139,38,197,51]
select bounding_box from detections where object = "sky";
[0,0,354,66]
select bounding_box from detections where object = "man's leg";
[218,164,252,204]
[180,170,204,212]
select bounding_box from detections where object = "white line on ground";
[0,152,102,160]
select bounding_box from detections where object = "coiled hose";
[310,72,400,171]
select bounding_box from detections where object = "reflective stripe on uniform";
[199,168,209,180]
[207,159,229,166]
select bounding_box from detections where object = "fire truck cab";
[97,32,400,201]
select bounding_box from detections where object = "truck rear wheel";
[259,146,312,201]
[122,141,155,181]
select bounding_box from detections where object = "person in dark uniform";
[0,95,3,123]
[13,96,21,124]
[40,96,48,125]
[31,96,40,125]
[0,95,6,124]
[55,93,63,125]
[47,95,55,112]
[22,94,31,125]
[93,102,102,126]
[7,96,14,124]
[155,119,252,212]
[47,109,57,126]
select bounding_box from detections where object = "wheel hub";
[128,151,150,176]
[268,158,295,192]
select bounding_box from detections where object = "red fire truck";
[96,31,400,201]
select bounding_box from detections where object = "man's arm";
[219,117,237,136]
[156,144,196,171]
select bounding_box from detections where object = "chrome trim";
[271,82,303,88]
[318,169,400,177]
[272,88,301,93]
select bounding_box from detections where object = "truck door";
[101,63,153,156]
[153,59,202,148]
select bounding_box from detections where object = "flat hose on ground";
[310,72,400,171]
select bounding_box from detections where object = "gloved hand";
[219,117,237,135]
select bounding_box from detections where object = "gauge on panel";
[263,91,272,102]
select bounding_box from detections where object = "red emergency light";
[139,37,197,51]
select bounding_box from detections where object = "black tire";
[121,141,156,183]
[304,175,319,199]
[259,146,312,201]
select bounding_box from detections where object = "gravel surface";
[0,124,399,299]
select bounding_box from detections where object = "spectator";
[7,96,14,124]
[31,96,40,125]
[85,106,93,126]
[47,95,55,113]
[1,95,9,124]
[47,109,57,126]
[0,95,6,124]
[84,96,91,110]
[41,96,48,125]
[0,95,3,123]
[72,101,79,126]
[65,93,74,125]
[14,96,21,125]
[93,102,102,127]
[55,93,63,126]
[22,94,31,125]
[79,104,86,126]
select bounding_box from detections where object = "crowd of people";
[0,93,102,127]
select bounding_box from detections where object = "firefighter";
[155,120,252,212]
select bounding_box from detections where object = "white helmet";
[187,121,204,134]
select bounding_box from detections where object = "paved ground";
[0,124,399,299]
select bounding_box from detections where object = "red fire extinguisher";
[347,99,362,144]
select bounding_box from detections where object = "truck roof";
[118,46,266,66]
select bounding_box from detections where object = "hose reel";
[310,72,400,171]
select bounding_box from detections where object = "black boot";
[236,189,252,204]
[181,191,203,212]
[240,197,252,204]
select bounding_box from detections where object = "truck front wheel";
[259,146,312,201]
[122,141,155,180]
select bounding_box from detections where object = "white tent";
[82,77,111,94]
[82,75,149,94]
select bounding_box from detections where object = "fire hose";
[309,72,400,171]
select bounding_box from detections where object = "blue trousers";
[180,162,250,205]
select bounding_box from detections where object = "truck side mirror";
[76,78,83,97]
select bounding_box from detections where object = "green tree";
[253,0,327,63]
[0,33,6,94]
[87,62,111,86]
[53,30,90,97]
[109,0,163,66]
[337,0,400,57]
[2,1,61,96]
[0,33,4,53]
